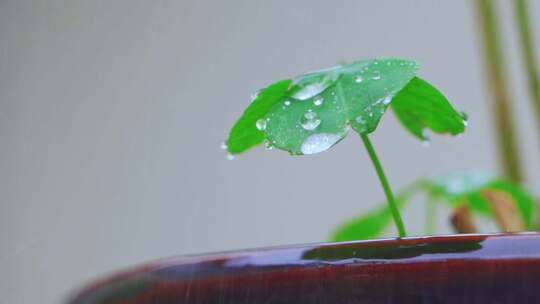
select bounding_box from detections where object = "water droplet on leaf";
[372,71,381,80]
[301,133,343,155]
[421,129,431,147]
[301,111,321,130]
[256,118,267,131]
[292,83,330,100]
[460,111,469,127]
[250,90,261,103]
[264,141,274,150]
[313,96,323,106]
[355,75,363,83]
[284,100,291,106]
[381,95,392,105]
[355,116,368,132]
[304,111,316,120]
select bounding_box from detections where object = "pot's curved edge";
[66,233,540,304]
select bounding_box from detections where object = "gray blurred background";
[2,0,540,303]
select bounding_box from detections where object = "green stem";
[360,134,407,238]
[514,0,540,137]
[475,0,523,183]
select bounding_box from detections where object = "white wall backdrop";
[2,0,540,303]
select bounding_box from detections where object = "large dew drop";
[292,83,329,100]
[301,133,342,155]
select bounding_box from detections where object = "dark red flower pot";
[68,233,540,304]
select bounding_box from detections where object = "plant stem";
[360,134,407,238]
[475,0,523,183]
[514,0,540,137]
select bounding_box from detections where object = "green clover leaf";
[226,58,466,155]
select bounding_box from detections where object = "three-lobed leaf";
[264,59,419,155]
[226,58,467,156]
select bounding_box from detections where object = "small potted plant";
[67,58,540,304]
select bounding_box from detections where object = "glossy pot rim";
[67,233,540,303]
